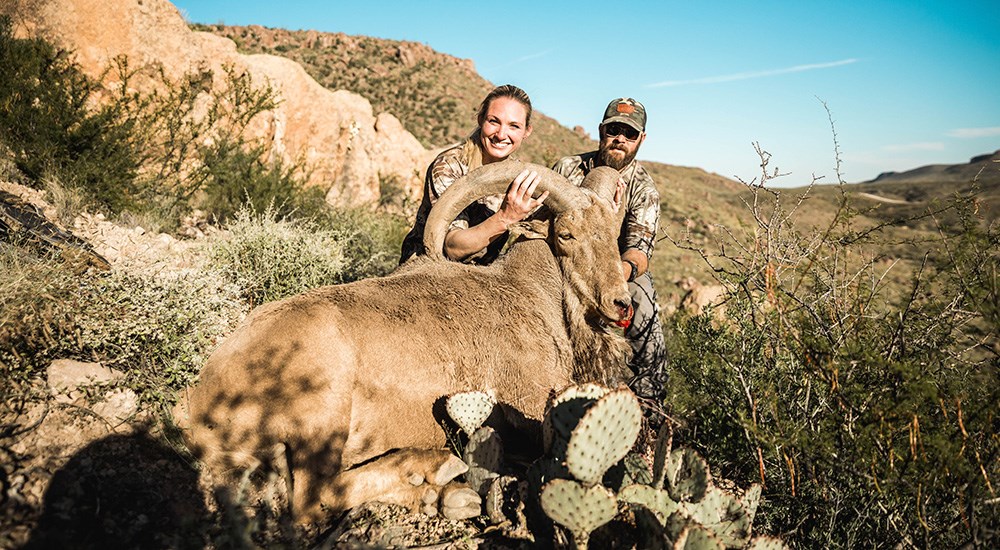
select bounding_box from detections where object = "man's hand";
[621,250,648,283]
[613,177,626,212]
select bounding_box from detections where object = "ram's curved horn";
[579,165,628,228]
[423,161,591,260]
[578,165,620,203]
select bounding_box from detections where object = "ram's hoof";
[440,483,481,520]
[430,454,470,485]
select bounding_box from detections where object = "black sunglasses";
[604,123,641,141]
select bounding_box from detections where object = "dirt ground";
[0,388,534,548]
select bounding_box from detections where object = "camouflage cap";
[600,97,646,132]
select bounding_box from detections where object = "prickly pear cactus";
[463,426,503,495]
[446,390,496,436]
[539,478,617,549]
[542,383,610,454]
[527,383,784,548]
[619,483,680,523]
[623,441,760,548]
[684,486,752,547]
[666,448,711,503]
[672,521,725,550]
[565,388,642,485]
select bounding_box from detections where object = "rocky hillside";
[4,0,432,207]
[794,150,1000,236]
[196,23,597,167]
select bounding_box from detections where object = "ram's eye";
[558,232,574,241]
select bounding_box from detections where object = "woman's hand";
[497,169,549,226]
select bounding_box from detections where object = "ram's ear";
[509,219,550,241]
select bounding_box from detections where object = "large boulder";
[7,0,430,207]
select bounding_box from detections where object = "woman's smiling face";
[478,97,532,164]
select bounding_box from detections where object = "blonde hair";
[460,129,485,171]
[460,84,533,169]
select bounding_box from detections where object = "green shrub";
[0,18,314,228]
[0,245,243,406]
[194,135,322,223]
[108,58,311,226]
[0,17,141,211]
[318,206,410,282]
[208,205,347,307]
[665,150,1000,547]
[208,204,409,308]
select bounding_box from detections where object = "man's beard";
[598,144,637,170]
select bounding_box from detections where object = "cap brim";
[600,116,643,132]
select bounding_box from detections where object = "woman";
[399,85,546,264]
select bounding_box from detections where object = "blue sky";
[171,0,1000,186]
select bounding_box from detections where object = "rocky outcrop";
[677,276,727,317]
[47,359,139,426]
[8,0,431,207]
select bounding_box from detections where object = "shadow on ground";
[23,431,210,550]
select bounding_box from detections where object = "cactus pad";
[542,383,610,453]
[747,535,791,549]
[651,420,674,489]
[446,390,496,436]
[623,452,654,486]
[684,486,752,547]
[673,522,725,550]
[666,448,712,503]
[463,426,503,495]
[631,504,669,547]
[539,478,617,539]
[620,484,680,523]
[741,483,762,523]
[605,451,653,492]
[564,388,642,485]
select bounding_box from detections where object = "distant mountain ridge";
[867,150,1000,185]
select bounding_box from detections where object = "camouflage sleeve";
[427,149,471,231]
[551,156,586,186]
[622,174,659,260]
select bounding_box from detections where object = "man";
[552,97,667,404]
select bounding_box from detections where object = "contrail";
[484,49,552,72]
[514,49,551,63]
[946,127,1000,138]
[646,58,858,88]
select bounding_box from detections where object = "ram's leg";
[319,448,481,520]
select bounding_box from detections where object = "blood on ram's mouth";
[614,304,633,329]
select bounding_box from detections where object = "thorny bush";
[666,143,999,548]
